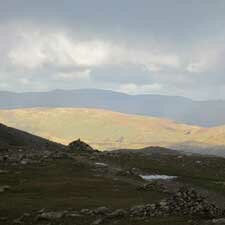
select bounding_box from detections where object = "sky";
[0,0,225,100]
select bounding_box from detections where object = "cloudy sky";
[1,0,225,99]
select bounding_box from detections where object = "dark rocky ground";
[1,124,225,224]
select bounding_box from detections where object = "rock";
[80,208,93,215]
[13,218,22,224]
[67,212,83,218]
[0,169,7,174]
[90,156,97,160]
[0,185,11,193]
[212,218,225,224]
[115,169,132,176]
[130,167,141,175]
[92,218,104,225]
[68,139,96,153]
[38,208,45,213]
[129,188,222,218]
[95,162,108,168]
[159,200,168,207]
[108,209,127,218]
[0,217,7,221]
[94,206,110,215]
[20,159,29,165]
[3,155,9,161]
[130,205,146,217]
[138,182,159,191]
[37,211,64,220]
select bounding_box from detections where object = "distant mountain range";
[0,89,224,127]
[1,107,225,155]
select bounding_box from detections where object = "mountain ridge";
[0,89,224,127]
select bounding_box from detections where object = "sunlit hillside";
[0,108,225,150]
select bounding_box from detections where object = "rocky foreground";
[6,188,224,225]
[1,123,225,225]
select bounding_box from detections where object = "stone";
[92,218,104,225]
[13,218,22,224]
[130,167,141,175]
[95,162,108,168]
[108,209,127,218]
[67,212,83,218]
[20,159,29,165]
[37,211,64,220]
[159,200,168,207]
[128,188,222,219]
[0,217,7,221]
[80,208,93,215]
[0,185,11,193]
[68,139,95,153]
[212,218,225,224]
[94,206,110,215]
[90,156,97,160]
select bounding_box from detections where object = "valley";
[0,108,225,155]
[1,1,225,224]
[1,123,225,225]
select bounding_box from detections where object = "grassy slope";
[0,108,225,150]
[1,151,225,224]
[0,158,167,224]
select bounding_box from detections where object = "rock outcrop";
[130,188,223,219]
[68,139,97,153]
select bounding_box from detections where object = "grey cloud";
[0,0,225,99]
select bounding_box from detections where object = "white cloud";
[19,77,31,85]
[52,69,91,80]
[8,33,47,70]
[7,31,110,70]
[185,39,225,73]
[186,60,210,73]
[1,23,225,99]
[119,83,163,95]
[0,82,10,89]
[5,26,180,74]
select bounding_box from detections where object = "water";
[140,175,177,181]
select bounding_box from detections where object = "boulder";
[92,218,104,225]
[68,139,96,153]
[108,209,127,218]
[0,185,11,193]
[37,211,64,220]
[212,218,225,224]
[94,206,110,215]
[129,188,223,218]
[13,218,22,224]
[80,208,93,215]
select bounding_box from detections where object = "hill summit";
[68,139,96,153]
[1,107,225,155]
[0,123,62,150]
